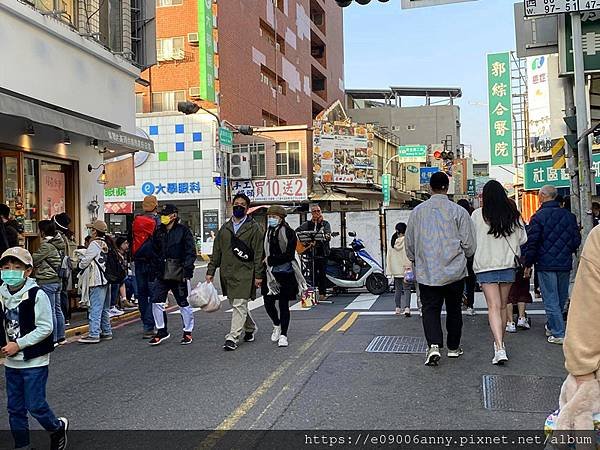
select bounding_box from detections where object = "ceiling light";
[25,121,35,136]
[62,133,71,145]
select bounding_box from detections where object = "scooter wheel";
[366,273,388,295]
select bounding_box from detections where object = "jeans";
[60,287,70,323]
[394,277,413,309]
[5,366,61,448]
[40,283,65,343]
[109,283,121,308]
[418,280,464,350]
[125,275,137,299]
[134,262,156,333]
[538,271,571,338]
[88,285,111,338]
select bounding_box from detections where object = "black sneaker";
[50,417,68,450]
[223,340,238,351]
[243,331,256,342]
[180,332,193,345]
[149,332,170,346]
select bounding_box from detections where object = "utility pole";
[562,76,581,226]
[571,12,594,241]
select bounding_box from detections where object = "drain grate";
[482,375,563,413]
[365,336,428,354]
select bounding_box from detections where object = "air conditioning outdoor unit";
[230,154,252,179]
[189,87,201,98]
[188,33,199,45]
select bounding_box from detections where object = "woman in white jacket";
[386,223,414,317]
[473,181,527,365]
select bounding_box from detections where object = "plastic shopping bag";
[189,282,221,312]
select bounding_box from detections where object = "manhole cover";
[365,336,428,354]
[482,375,563,413]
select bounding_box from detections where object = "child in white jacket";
[386,223,418,317]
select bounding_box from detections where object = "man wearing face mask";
[149,204,197,346]
[207,193,264,351]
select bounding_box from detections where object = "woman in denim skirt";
[472,181,527,365]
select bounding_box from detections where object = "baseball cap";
[160,204,178,216]
[86,220,108,233]
[0,247,33,267]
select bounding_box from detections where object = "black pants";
[465,257,476,308]
[314,257,328,296]
[419,280,464,350]
[262,272,297,336]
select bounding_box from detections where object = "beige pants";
[226,298,257,343]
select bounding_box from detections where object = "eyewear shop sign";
[232,179,308,203]
[105,180,202,201]
[524,154,600,190]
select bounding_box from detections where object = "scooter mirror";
[331,232,340,238]
[348,231,356,237]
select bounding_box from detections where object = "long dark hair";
[482,180,522,238]
[391,222,407,247]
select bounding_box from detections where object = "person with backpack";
[0,204,20,256]
[107,236,129,318]
[52,213,77,326]
[77,220,111,344]
[32,220,66,346]
[149,204,197,346]
[132,195,160,339]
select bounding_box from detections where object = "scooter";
[325,231,389,295]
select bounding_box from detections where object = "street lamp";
[177,101,254,226]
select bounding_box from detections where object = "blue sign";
[141,181,201,196]
[420,167,440,186]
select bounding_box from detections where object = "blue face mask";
[268,217,280,228]
[1,270,25,287]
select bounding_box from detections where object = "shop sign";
[382,174,391,207]
[198,0,216,102]
[104,187,128,197]
[419,167,439,187]
[231,178,308,203]
[487,52,514,166]
[405,164,421,192]
[140,181,202,197]
[524,154,600,190]
[106,130,154,153]
[104,202,133,214]
[467,179,477,197]
[105,156,135,189]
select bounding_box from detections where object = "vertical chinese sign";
[487,52,513,166]
[40,170,65,220]
[198,0,215,102]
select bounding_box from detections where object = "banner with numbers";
[487,52,514,166]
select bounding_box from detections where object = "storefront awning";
[309,192,360,202]
[0,91,154,154]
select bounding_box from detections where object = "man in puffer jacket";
[524,185,581,345]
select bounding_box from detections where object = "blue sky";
[343,0,516,168]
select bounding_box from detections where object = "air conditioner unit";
[189,87,201,98]
[173,48,185,60]
[188,33,199,45]
[230,154,252,179]
[157,50,172,61]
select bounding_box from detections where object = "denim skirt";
[476,268,516,284]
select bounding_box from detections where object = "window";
[157,0,182,6]
[407,124,416,131]
[233,144,266,178]
[276,142,301,176]
[157,37,185,60]
[135,93,144,113]
[151,90,186,112]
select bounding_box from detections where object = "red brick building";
[135,0,345,127]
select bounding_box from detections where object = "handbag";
[163,258,184,282]
[272,261,293,274]
[504,236,523,270]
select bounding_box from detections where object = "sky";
[343,0,517,180]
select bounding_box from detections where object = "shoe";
[548,336,564,345]
[505,322,517,333]
[50,417,68,450]
[78,335,100,344]
[121,300,137,311]
[243,330,256,342]
[100,334,113,341]
[278,335,289,347]
[57,338,67,346]
[447,347,464,358]
[142,331,155,339]
[64,321,71,326]
[108,307,124,318]
[492,343,509,365]
[517,317,530,330]
[545,324,553,337]
[180,332,193,345]
[466,307,476,316]
[271,325,282,342]
[425,345,441,366]
[404,307,411,317]
[395,307,401,316]
[223,340,237,351]
[149,332,170,346]
[54,342,59,348]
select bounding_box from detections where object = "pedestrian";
[32,220,66,346]
[77,220,112,344]
[385,222,413,317]
[115,237,136,310]
[262,205,306,348]
[457,199,477,316]
[207,193,264,352]
[0,247,68,450]
[149,204,196,346]
[506,257,532,333]
[524,185,581,345]
[406,172,476,366]
[472,181,527,365]
[132,195,160,339]
[52,213,78,327]
[296,204,332,302]
[592,202,600,227]
[108,237,134,318]
[0,204,20,255]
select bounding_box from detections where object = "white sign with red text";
[231,178,308,203]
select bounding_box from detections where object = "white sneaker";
[108,307,124,318]
[548,336,564,345]
[271,325,282,342]
[425,345,441,366]
[278,335,288,347]
[505,322,517,333]
[517,317,530,330]
[545,325,552,337]
[466,307,476,316]
[492,343,509,365]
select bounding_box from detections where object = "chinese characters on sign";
[40,170,66,220]
[524,154,600,190]
[397,145,428,163]
[139,181,201,197]
[231,179,308,202]
[487,52,514,166]
[524,0,591,17]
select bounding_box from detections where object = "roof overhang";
[346,87,462,100]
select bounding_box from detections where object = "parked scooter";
[326,231,388,295]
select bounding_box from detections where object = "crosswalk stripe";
[344,293,379,310]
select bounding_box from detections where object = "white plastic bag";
[189,282,221,312]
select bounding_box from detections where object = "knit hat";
[142,195,158,212]
[267,205,287,219]
[53,213,71,231]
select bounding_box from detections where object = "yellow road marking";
[337,312,360,332]
[319,311,347,332]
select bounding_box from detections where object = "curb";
[65,310,141,338]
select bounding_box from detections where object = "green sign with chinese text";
[487,52,513,166]
[198,0,216,102]
[382,174,391,207]
[524,154,600,190]
[397,145,427,162]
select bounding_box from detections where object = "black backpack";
[103,244,127,284]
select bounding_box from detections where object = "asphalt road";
[0,285,567,447]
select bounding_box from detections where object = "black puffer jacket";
[152,221,197,280]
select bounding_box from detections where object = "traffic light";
[564,115,577,151]
[335,0,390,6]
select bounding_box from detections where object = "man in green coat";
[207,193,264,351]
